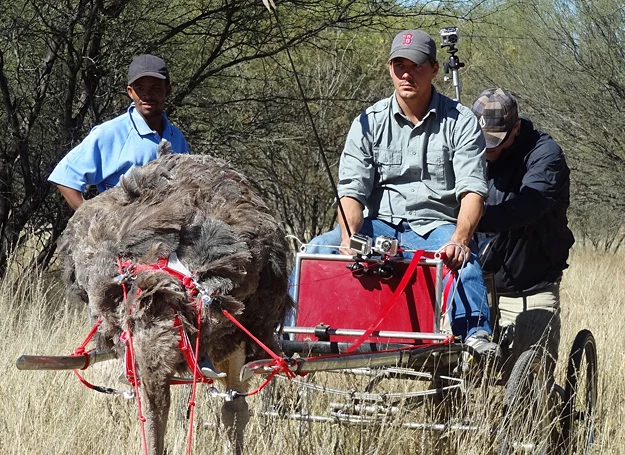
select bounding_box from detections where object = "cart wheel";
[497,347,558,454]
[560,330,598,455]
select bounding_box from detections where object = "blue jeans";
[288,219,491,340]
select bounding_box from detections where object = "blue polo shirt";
[48,104,190,193]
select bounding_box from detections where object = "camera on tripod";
[440,27,460,48]
[439,26,464,101]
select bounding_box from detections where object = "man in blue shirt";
[49,54,190,209]
[49,56,226,378]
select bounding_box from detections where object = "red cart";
[242,248,597,455]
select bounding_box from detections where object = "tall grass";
[0,247,620,454]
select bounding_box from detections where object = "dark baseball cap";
[388,30,436,65]
[127,54,170,85]
[471,88,519,148]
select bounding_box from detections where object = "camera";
[440,27,460,48]
[374,235,399,257]
[349,233,372,256]
[348,233,400,257]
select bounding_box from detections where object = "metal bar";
[281,340,410,356]
[241,344,463,383]
[292,344,460,375]
[435,259,443,332]
[297,252,442,266]
[255,411,479,431]
[329,402,400,415]
[16,349,116,371]
[282,326,453,341]
[293,253,303,306]
[270,375,463,401]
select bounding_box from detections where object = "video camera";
[440,27,460,48]
[349,233,399,258]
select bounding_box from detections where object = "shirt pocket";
[425,145,453,189]
[373,147,402,181]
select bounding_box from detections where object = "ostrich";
[58,143,291,454]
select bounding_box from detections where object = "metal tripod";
[443,45,465,102]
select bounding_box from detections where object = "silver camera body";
[349,233,373,256]
[348,233,399,257]
[440,27,460,47]
[374,235,399,257]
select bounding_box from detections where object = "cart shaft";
[16,349,116,371]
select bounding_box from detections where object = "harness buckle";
[115,263,138,283]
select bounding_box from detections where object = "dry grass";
[0,247,621,454]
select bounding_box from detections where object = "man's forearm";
[452,192,484,246]
[337,197,365,247]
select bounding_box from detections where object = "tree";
[0,0,482,275]
[460,0,625,250]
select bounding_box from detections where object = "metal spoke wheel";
[497,347,558,454]
[560,330,598,455]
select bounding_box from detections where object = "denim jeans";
[288,219,491,339]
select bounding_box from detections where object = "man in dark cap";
[471,88,574,369]
[295,30,499,356]
[49,54,189,209]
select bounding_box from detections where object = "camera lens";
[380,240,391,251]
[448,35,458,43]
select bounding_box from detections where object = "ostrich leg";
[216,343,250,455]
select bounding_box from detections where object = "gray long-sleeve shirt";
[337,88,488,235]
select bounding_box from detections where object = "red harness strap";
[115,259,150,455]
[118,258,198,295]
[116,257,216,455]
[116,257,211,385]
[185,295,206,455]
[70,318,131,395]
[74,255,293,454]
[119,324,149,455]
[221,309,296,381]
[171,314,213,385]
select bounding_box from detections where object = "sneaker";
[465,330,502,359]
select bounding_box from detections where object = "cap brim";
[388,49,430,65]
[483,130,508,149]
[128,72,168,85]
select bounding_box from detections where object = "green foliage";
[458,0,625,250]
[182,29,392,242]
[3,0,623,277]
[0,0,481,273]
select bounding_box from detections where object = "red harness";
[71,254,291,455]
[115,256,216,455]
[115,257,211,386]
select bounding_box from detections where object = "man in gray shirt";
[303,30,498,355]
